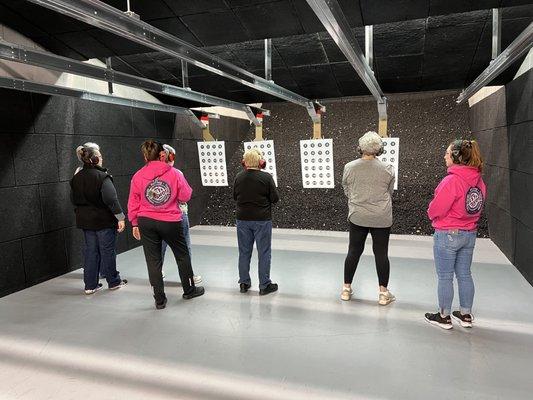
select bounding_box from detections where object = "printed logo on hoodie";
[465,187,483,214]
[145,178,171,206]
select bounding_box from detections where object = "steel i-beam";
[0,40,268,124]
[25,0,321,121]
[457,21,533,104]
[492,8,502,60]
[0,76,202,121]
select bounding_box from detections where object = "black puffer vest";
[70,166,117,230]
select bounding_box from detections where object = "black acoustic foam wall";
[0,88,252,297]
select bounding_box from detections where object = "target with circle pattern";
[243,140,278,186]
[197,141,228,187]
[379,137,400,190]
[300,138,334,189]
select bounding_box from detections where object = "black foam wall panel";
[0,88,251,297]
[470,68,533,286]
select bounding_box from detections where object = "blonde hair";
[243,148,263,168]
[358,131,383,155]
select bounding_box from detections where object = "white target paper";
[243,140,278,186]
[379,137,400,190]
[197,141,228,187]
[300,138,334,189]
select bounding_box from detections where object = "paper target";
[379,137,400,190]
[243,140,278,186]
[197,141,228,187]
[300,138,334,189]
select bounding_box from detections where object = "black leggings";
[138,217,195,301]
[344,222,391,287]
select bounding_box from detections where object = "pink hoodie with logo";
[128,161,192,226]
[427,165,486,231]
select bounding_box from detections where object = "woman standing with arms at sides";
[425,139,486,330]
[341,131,396,305]
[70,145,127,294]
[128,140,204,310]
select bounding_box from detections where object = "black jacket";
[233,169,279,221]
[70,166,119,230]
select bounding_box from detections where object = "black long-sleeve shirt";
[233,169,279,221]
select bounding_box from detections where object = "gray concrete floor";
[1,226,532,400]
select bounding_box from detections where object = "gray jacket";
[342,158,395,228]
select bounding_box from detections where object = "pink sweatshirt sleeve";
[176,171,193,203]
[127,175,141,226]
[427,176,457,221]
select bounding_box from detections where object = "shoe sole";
[424,317,453,330]
[183,288,205,300]
[155,300,167,310]
[451,314,473,328]
[378,297,395,306]
[259,288,278,296]
[341,296,351,301]
[240,288,249,293]
[84,286,103,295]
[109,281,127,291]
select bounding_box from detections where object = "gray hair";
[162,144,176,155]
[358,131,383,155]
[76,142,100,161]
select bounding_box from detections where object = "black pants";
[138,217,195,300]
[344,222,391,287]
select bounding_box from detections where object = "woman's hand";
[132,226,141,241]
[117,220,125,233]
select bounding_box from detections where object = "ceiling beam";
[24,0,321,122]
[0,40,266,125]
[0,75,201,119]
[305,0,385,104]
[457,22,533,104]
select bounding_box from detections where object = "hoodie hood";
[447,165,482,187]
[137,161,171,181]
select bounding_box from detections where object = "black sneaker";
[425,312,453,330]
[240,283,251,293]
[183,286,205,300]
[155,296,167,310]
[109,279,128,290]
[452,311,474,328]
[259,283,278,296]
[84,283,103,295]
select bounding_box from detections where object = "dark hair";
[141,140,164,161]
[450,139,484,172]
[80,146,100,165]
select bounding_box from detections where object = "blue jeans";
[433,230,476,316]
[236,220,272,289]
[162,213,191,263]
[83,228,122,290]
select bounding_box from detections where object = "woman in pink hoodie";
[425,140,486,330]
[128,140,204,309]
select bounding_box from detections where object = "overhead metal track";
[305,0,385,104]
[0,40,264,126]
[492,8,502,60]
[0,76,205,127]
[25,0,321,122]
[457,21,533,104]
[365,25,373,70]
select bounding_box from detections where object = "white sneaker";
[341,287,353,301]
[193,275,202,284]
[378,290,396,306]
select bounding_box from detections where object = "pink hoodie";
[427,165,486,231]
[128,161,192,226]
